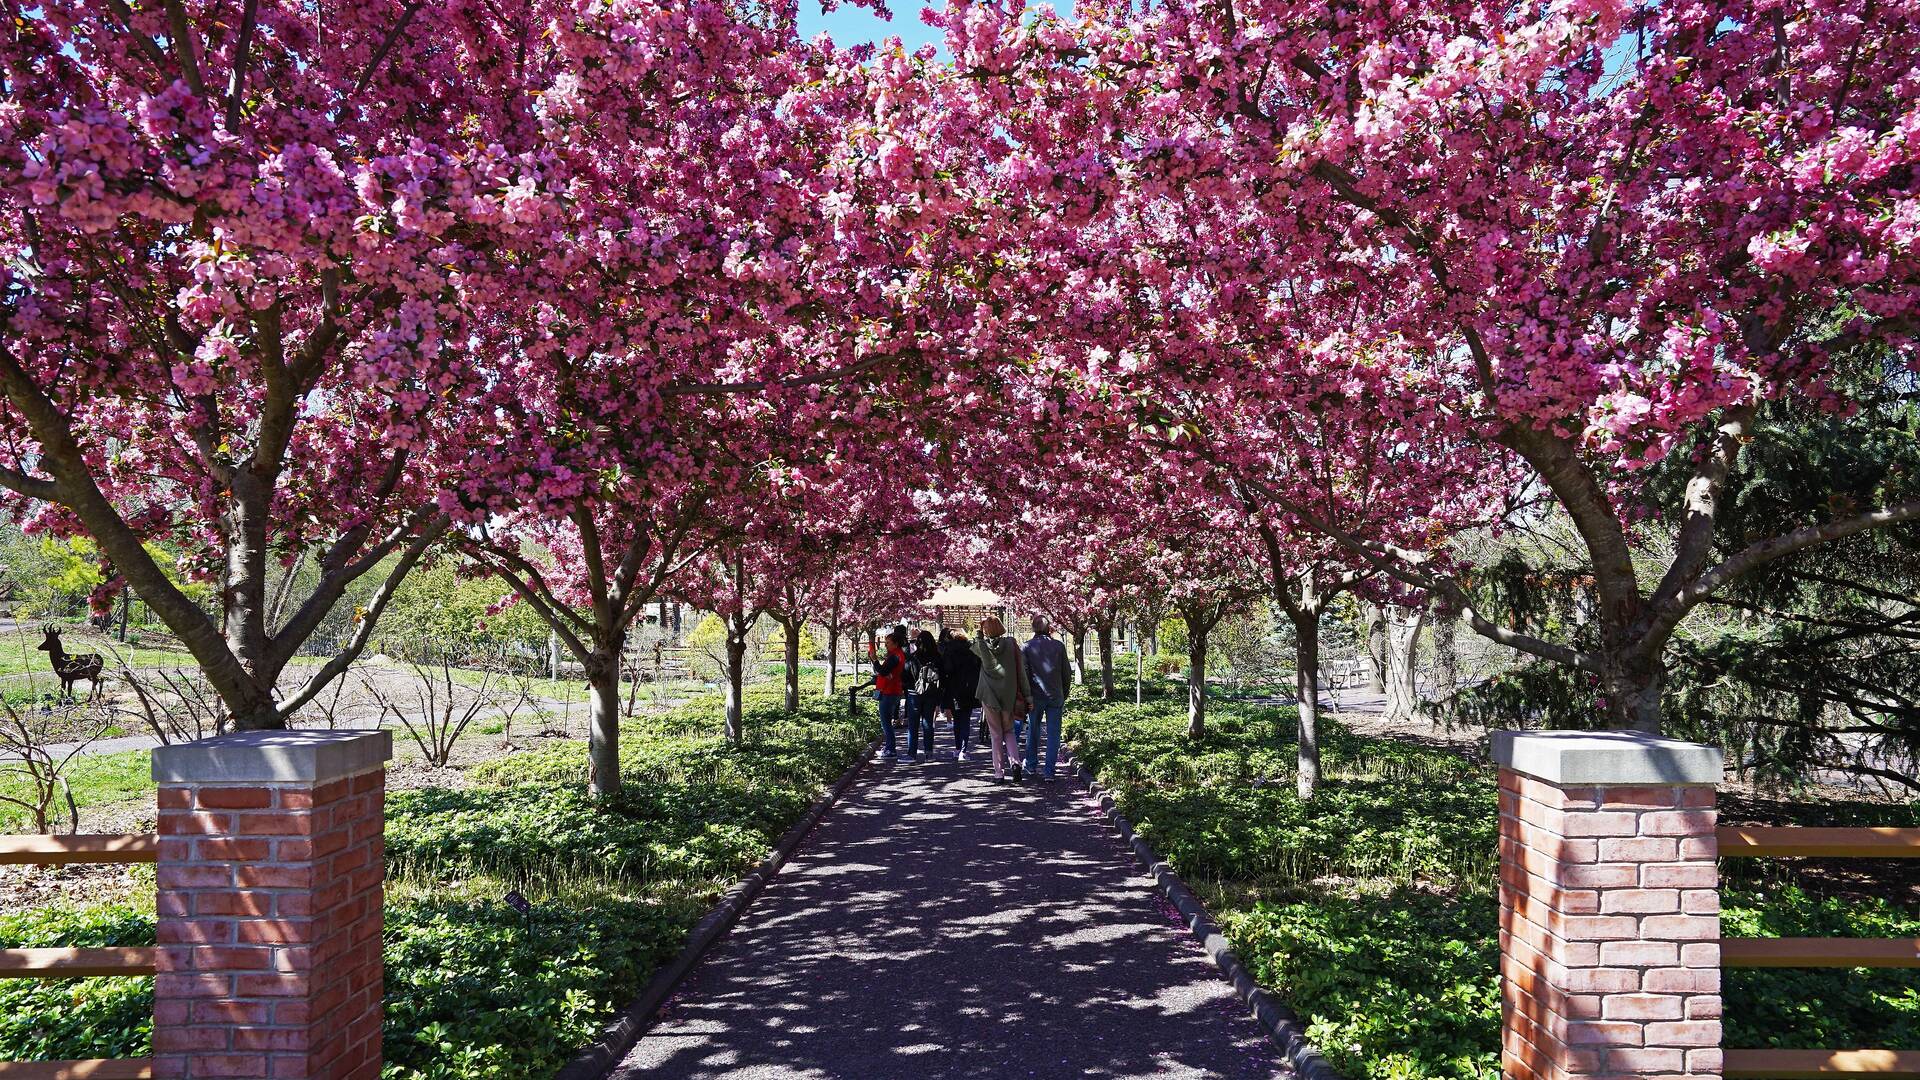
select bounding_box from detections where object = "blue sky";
[795,4,950,54]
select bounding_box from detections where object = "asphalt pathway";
[613,716,1290,1080]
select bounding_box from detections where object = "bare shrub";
[365,652,529,767]
[0,699,108,832]
[116,663,228,744]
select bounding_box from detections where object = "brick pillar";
[152,730,392,1079]
[1494,730,1724,1080]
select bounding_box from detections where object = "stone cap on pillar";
[1492,729,1723,787]
[153,728,393,784]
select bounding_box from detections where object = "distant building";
[925,584,1008,633]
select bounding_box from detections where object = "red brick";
[158,864,233,889]
[234,1028,314,1052]
[192,946,275,970]
[236,812,315,836]
[1561,968,1642,994]
[195,892,273,917]
[1562,811,1639,838]
[1640,810,1717,837]
[278,789,315,809]
[1556,915,1641,941]
[1599,941,1679,967]
[190,1000,271,1024]
[159,811,234,836]
[236,864,314,888]
[155,972,232,998]
[184,1054,269,1077]
[159,921,233,946]
[236,973,314,997]
[197,837,273,861]
[1597,786,1679,809]
[1602,993,1683,1021]
[1687,996,1723,1020]
[157,787,194,810]
[1597,837,1679,862]
[1642,915,1720,941]
[1645,1019,1721,1046]
[198,787,273,810]
[1607,1047,1684,1071]
[1679,836,1717,860]
[1600,889,1680,915]
[1681,941,1728,968]
[1682,889,1720,915]
[1566,1020,1642,1046]
[1558,863,1638,889]
[1689,1048,1725,1072]
[236,919,318,945]
[154,1026,234,1052]
[1641,863,1717,889]
[1643,967,1719,994]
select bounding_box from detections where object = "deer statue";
[37,625,104,703]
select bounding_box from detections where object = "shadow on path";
[613,720,1289,1080]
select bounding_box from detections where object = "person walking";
[906,629,943,759]
[973,616,1027,782]
[870,625,909,760]
[1022,615,1072,781]
[942,628,981,758]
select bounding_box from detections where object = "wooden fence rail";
[0,834,157,1080]
[1717,824,1919,1079]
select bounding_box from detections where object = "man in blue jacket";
[1021,616,1072,781]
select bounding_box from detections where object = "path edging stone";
[1072,753,1345,1080]
[555,738,879,1080]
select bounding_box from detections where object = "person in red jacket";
[869,625,909,760]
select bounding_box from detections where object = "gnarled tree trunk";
[1096,619,1116,700]
[587,649,622,798]
[1292,611,1322,799]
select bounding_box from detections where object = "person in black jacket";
[906,629,943,759]
[941,628,982,759]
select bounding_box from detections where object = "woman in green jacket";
[972,616,1027,783]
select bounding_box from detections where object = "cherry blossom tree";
[1055,0,1918,731]
[0,0,585,729]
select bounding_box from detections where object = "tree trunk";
[1294,611,1322,800]
[587,656,622,798]
[725,629,748,744]
[1363,603,1387,694]
[1383,608,1425,723]
[1603,653,1665,733]
[824,586,842,698]
[1097,621,1116,700]
[1433,610,1457,717]
[1121,630,1136,707]
[1071,627,1088,687]
[825,618,840,698]
[1186,630,1208,739]
[781,617,801,712]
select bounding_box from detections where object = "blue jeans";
[905,692,931,757]
[1023,697,1063,777]
[878,694,903,757]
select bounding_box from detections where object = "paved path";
[613,721,1289,1080]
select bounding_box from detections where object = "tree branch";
[274,514,449,720]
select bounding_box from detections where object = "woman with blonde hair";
[971,616,1027,782]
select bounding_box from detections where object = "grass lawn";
[1067,691,1920,1080]
[0,684,872,1078]
[0,748,154,832]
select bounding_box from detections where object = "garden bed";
[1066,692,1920,1080]
[0,685,872,1079]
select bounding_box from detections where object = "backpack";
[911,651,942,696]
